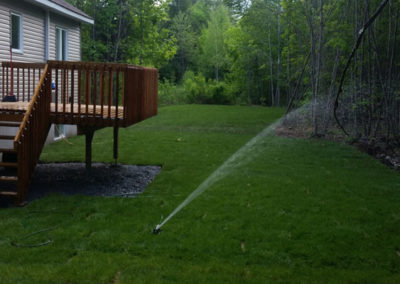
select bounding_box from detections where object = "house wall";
[0,0,84,147]
[0,0,45,63]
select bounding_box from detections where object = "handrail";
[47,60,129,71]
[14,64,49,145]
[2,62,45,68]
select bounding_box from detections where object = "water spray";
[152,116,287,234]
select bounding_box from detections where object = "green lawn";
[1,105,400,283]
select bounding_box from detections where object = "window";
[56,27,67,60]
[11,13,22,52]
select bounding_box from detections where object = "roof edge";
[27,0,94,24]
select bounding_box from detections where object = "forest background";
[66,0,399,142]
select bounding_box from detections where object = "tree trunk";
[268,25,274,106]
[114,0,124,62]
[275,4,281,106]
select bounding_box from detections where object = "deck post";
[85,128,95,169]
[113,126,118,164]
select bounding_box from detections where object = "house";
[0,0,158,204]
[0,0,93,143]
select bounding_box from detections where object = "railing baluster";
[108,68,112,119]
[22,68,25,101]
[115,69,119,122]
[78,68,81,124]
[85,69,90,120]
[2,65,4,99]
[122,69,125,121]
[93,66,97,120]
[17,68,20,101]
[6,65,9,96]
[71,66,75,118]
[32,68,35,101]
[100,68,104,123]
[55,68,59,120]
[28,68,30,102]
[62,68,67,122]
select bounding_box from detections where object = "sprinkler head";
[153,224,162,235]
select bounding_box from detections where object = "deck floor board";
[0,102,125,120]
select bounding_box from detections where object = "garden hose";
[10,209,73,248]
[54,124,73,145]
[11,226,56,247]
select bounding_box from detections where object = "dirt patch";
[0,163,161,206]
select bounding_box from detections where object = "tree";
[198,4,232,82]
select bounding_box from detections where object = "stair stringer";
[14,65,51,204]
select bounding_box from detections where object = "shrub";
[158,79,187,105]
[182,71,233,104]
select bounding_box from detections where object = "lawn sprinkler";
[152,224,162,234]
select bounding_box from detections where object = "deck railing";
[2,62,45,102]
[47,61,158,126]
[1,61,158,126]
[14,64,51,203]
[124,65,158,125]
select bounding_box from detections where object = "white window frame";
[10,12,23,54]
[55,26,68,61]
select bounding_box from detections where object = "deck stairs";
[0,118,23,199]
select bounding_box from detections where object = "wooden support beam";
[85,128,95,169]
[113,126,118,164]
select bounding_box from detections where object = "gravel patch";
[0,163,161,206]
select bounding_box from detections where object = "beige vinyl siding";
[0,1,45,101]
[0,0,45,63]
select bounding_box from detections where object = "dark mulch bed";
[353,138,400,171]
[0,163,161,207]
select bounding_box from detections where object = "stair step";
[0,176,17,182]
[0,148,16,153]
[0,135,15,140]
[0,191,17,196]
[0,113,24,122]
[0,162,17,168]
[0,122,20,127]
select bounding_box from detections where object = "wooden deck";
[0,61,158,204]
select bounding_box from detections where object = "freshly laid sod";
[1,105,400,283]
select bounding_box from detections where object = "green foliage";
[67,0,400,140]
[158,79,187,105]
[125,0,177,67]
[182,71,211,103]
[197,4,232,81]
[181,71,232,104]
[66,0,177,67]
